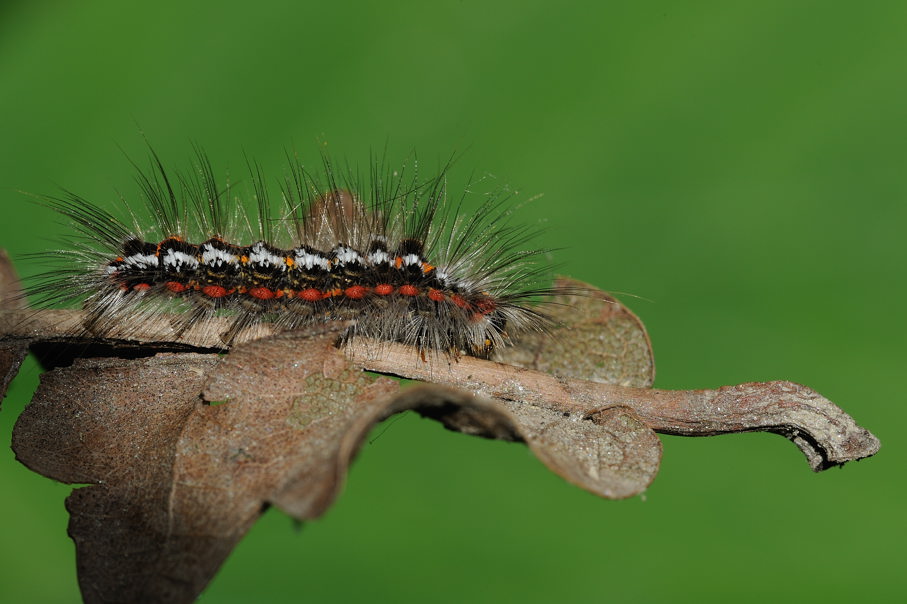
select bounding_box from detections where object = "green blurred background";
[1,1,903,602]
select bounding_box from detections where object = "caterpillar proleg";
[25,149,556,358]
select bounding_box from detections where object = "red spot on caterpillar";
[375,284,394,295]
[427,288,445,302]
[450,294,468,308]
[202,285,229,298]
[299,288,322,302]
[165,281,187,293]
[132,283,151,291]
[248,287,275,300]
[398,284,419,296]
[474,297,497,315]
[344,285,368,299]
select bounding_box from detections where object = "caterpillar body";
[27,150,554,358]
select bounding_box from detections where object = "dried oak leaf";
[493,277,655,387]
[0,254,880,603]
[10,322,661,602]
[9,330,458,601]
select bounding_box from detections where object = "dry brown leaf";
[494,277,655,387]
[9,325,664,602]
[0,342,28,407]
[0,250,880,603]
[501,401,662,499]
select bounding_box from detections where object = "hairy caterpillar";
[25,149,555,358]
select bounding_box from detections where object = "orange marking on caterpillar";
[249,287,276,300]
[299,288,322,302]
[421,262,435,274]
[451,294,468,308]
[202,285,229,298]
[344,285,368,299]
[132,283,151,291]
[474,297,497,315]
[398,284,419,296]
[165,281,187,293]
[427,288,445,302]
[375,283,394,295]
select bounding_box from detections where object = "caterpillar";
[25,149,555,358]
